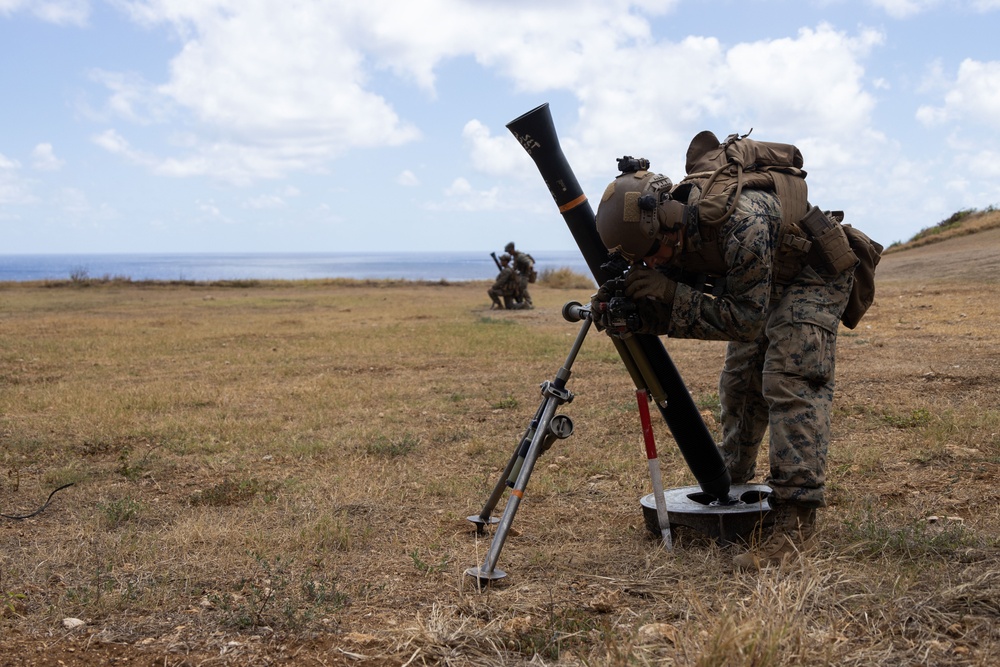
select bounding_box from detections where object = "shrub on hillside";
[539,267,595,289]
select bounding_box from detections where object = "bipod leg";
[465,391,563,585]
[637,389,673,551]
[466,307,590,587]
[467,400,546,533]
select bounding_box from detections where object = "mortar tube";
[506,103,731,502]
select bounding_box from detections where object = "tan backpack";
[677,130,881,328]
[840,224,883,329]
[681,130,809,231]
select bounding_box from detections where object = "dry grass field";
[1,230,999,666]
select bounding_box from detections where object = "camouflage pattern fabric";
[511,250,534,307]
[632,188,855,508]
[641,189,779,340]
[720,263,853,506]
[488,266,520,308]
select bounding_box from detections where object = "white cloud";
[93,128,134,155]
[397,170,419,186]
[196,198,231,224]
[868,0,943,18]
[0,152,34,206]
[462,120,527,177]
[723,26,882,134]
[98,0,691,184]
[963,148,1000,179]
[241,185,298,208]
[89,69,171,124]
[916,59,1000,128]
[56,187,94,216]
[445,177,473,197]
[96,1,422,183]
[48,0,982,250]
[915,105,946,125]
[0,0,90,25]
[0,152,21,170]
[92,2,887,198]
[51,187,117,225]
[469,21,887,184]
[93,126,303,185]
[0,177,32,206]
[244,194,286,210]
[426,176,501,212]
[31,143,65,171]
[869,0,1000,17]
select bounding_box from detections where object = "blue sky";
[2,0,1000,254]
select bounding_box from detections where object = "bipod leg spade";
[465,303,591,587]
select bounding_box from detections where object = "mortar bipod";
[465,302,592,586]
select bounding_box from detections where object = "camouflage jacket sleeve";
[492,267,516,291]
[660,190,778,341]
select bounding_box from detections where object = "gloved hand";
[589,282,613,330]
[590,279,617,310]
[625,266,677,303]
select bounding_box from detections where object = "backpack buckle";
[782,234,812,254]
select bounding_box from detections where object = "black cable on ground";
[1,483,74,520]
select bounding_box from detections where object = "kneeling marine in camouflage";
[488,254,526,309]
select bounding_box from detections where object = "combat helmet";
[504,242,515,253]
[500,253,511,263]
[595,157,677,262]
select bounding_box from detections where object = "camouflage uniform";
[507,245,534,309]
[634,189,855,508]
[488,261,523,309]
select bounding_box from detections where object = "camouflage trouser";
[488,288,520,309]
[518,276,532,307]
[487,287,506,308]
[719,264,855,507]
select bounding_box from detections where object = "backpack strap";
[698,162,745,226]
[772,171,809,231]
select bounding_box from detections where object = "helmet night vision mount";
[595,156,674,263]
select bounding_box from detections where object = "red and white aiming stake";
[636,389,673,551]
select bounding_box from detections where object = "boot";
[733,503,816,570]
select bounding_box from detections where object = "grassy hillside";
[887,206,1000,253]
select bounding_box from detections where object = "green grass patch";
[190,478,279,506]
[365,433,419,458]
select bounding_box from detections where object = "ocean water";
[0,251,594,283]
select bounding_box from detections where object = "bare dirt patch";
[879,225,1000,283]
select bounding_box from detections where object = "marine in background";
[487,253,525,309]
[505,242,536,309]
